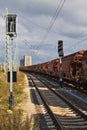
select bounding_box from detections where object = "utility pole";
[5,12,17,110]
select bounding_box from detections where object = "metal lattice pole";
[4,8,10,74]
[9,37,14,110]
[5,10,17,110]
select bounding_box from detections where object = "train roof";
[62,50,86,61]
[30,50,87,66]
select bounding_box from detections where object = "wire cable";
[40,0,66,44]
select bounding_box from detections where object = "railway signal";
[5,10,17,110]
[58,40,64,87]
[6,14,17,37]
[58,40,64,57]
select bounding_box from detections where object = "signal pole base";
[8,92,14,110]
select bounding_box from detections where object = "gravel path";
[18,74,40,130]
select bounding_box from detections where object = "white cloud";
[0,0,87,64]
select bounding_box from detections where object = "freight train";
[20,50,87,89]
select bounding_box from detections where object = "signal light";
[6,14,17,37]
[58,40,64,57]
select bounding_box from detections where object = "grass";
[0,70,38,130]
[0,109,35,130]
[0,71,26,108]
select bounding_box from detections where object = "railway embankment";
[0,71,39,130]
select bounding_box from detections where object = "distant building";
[20,56,32,67]
[24,56,32,66]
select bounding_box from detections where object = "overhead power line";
[40,0,66,43]
[34,0,66,52]
[46,0,66,36]
[21,0,66,57]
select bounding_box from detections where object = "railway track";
[44,74,87,93]
[28,74,87,130]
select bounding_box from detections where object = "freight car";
[61,50,87,89]
[20,50,87,89]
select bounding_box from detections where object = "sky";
[0,0,87,64]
